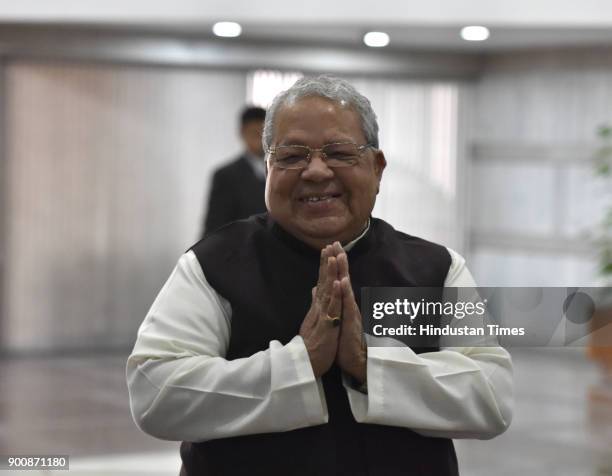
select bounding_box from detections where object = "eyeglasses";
[266,142,374,170]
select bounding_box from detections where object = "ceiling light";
[460,26,490,41]
[363,31,390,48]
[213,22,242,38]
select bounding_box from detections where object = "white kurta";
[127,247,513,443]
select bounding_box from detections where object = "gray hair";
[262,75,379,151]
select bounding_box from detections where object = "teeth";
[305,196,332,202]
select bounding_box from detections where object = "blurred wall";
[2,62,246,352]
[0,29,482,353]
[2,32,610,352]
[469,50,611,286]
[353,78,465,251]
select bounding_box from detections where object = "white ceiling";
[231,24,612,52]
[4,0,612,26]
[4,0,612,52]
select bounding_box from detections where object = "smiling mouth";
[299,194,342,203]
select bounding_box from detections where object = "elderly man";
[127,75,513,476]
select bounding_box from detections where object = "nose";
[300,152,334,182]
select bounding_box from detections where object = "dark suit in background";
[201,106,267,238]
[203,155,266,236]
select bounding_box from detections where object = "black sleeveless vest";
[181,214,458,476]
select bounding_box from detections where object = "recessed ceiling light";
[364,31,390,48]
[213,22,242,38]
[460,26,490,42]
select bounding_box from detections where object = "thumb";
[301,286,319,333]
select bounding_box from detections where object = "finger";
[320,256,337,309]
[341,276,360,316]
[327,254,338,283]
[315,246,330,299]
[337,251,349,281]
[326,279,342,320]
[332,241,343,257]
[318,246,329,280]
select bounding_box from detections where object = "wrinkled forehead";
[272,96,364,145]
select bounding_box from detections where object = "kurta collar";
[268,215,373,259]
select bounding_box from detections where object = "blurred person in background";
[128,75,513,476]
[201,106,267,236]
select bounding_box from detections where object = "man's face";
[241,119,265,157]
[265,96,386,249]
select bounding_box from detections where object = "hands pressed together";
[299,242,367,384]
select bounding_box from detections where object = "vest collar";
[267,214,375,259]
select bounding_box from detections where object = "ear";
[373,150,386,192]
[240,124,252,143]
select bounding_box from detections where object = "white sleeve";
[126,251,328,442]
[343,248,514,439]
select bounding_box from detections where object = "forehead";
[273,96,365,145]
